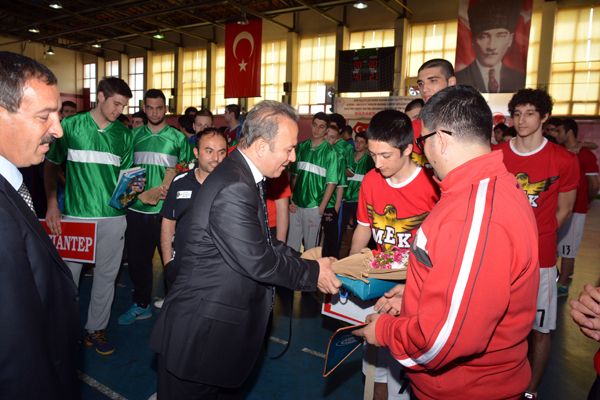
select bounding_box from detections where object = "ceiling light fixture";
[91,42,102,48]
[49,1,63,9]
[353,1,368,9]
[46,46,55,55]
[153,30,165,40]
[237,12,249,25]
[28,27,40,33]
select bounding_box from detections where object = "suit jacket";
[456,61,525,93]
[150,149,320,388]
[0,174,80,400]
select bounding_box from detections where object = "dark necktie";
[257,179,276,309]
[18,182,35,213]
[488,68,499,93]
[257,179,272,246]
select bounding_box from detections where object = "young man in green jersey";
[288,112,340,254]
[118,89,194,326]
[338,131,374,257]
[45,77,134,355]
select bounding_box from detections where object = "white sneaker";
[153,298,164,309]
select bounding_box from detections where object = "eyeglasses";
[416,129,453,151]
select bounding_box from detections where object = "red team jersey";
[573,147,599,214]
[499,140,579,268]
[356,166,439,251]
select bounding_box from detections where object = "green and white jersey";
[344,152,374,202]
[290,139,340,208]
[332,139,355,173]
[130,125,194,214]
[328,150,348,209]
[46,112,134,218]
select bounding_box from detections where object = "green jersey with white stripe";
[130,125,194,213]
[46,112,134,218]
[328,150,348,208]
[344,152,374,202]
[290,139,340,208]
[332,139,354,173]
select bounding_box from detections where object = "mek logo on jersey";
[515,172,558,208]
[368,204,428,250]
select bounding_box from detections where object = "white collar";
[239,149,264,184]
[0,154,23,191]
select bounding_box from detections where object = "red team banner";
[224,19,262,98]
[39,220,97,263]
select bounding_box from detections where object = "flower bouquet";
[302,246,408,300]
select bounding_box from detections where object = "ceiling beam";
[293,0,343,25]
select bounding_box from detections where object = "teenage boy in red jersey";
[554,118,599,297]
[497,89,579,399]
[350,109,439,400]
[355,85,540,399]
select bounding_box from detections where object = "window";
[405,20,457,79]
[549,6,600,115]
[83,63,96,106]
[247,40,287,109]
[213,47,235,115]
[297,34,336,114]
[152,52,175,113]
[181,49,207,113]
[342,29,395,98]
[525,11,542,88]
[105,60,119,78]
[128,57,144,114]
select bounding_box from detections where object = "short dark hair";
[506,126,517,138]
[239,100,298,149]
[178,115,194,135]
[545,117,562,127]
[61,100,76,111]
[184,106,198,117]
[144,89,166,103]
[508,89,553,118]
[405,98,425,113]
[225,104,241,119]
[418,59,455,79]
[195,108,213,119]
[420,85,492,145]
[329,113,346,129]
[366,109,413,152]
[312,112,330,125]
[355,131,367,142]
[561,118,578,139]
[97,77,132,99]
[196,127,228,148]
[0,51,57,113]
[117,114,130,125]
[493,122,509,134]
[132,111,147,124]
[342,125,353,135]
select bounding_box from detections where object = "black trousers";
[321,207,339,258]
[589,374,600,400]
[125,210,162,307]
[157,356,243,400]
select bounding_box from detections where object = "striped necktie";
[18,183,35,213]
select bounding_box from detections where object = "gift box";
[337,275,398,301]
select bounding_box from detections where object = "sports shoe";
[118,303,152,325]
[84,330,115,356]
[154,298,164,309]
[557,284,569,298]
[521,392,538,400]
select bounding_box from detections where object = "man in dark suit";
[456,0,525,93]
[0,52,80,399]
[151,100,341,399]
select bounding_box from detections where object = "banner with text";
[40,220,97,263]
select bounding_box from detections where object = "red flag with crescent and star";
[225,19,262,98]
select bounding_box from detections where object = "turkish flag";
[225,19,262,98]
